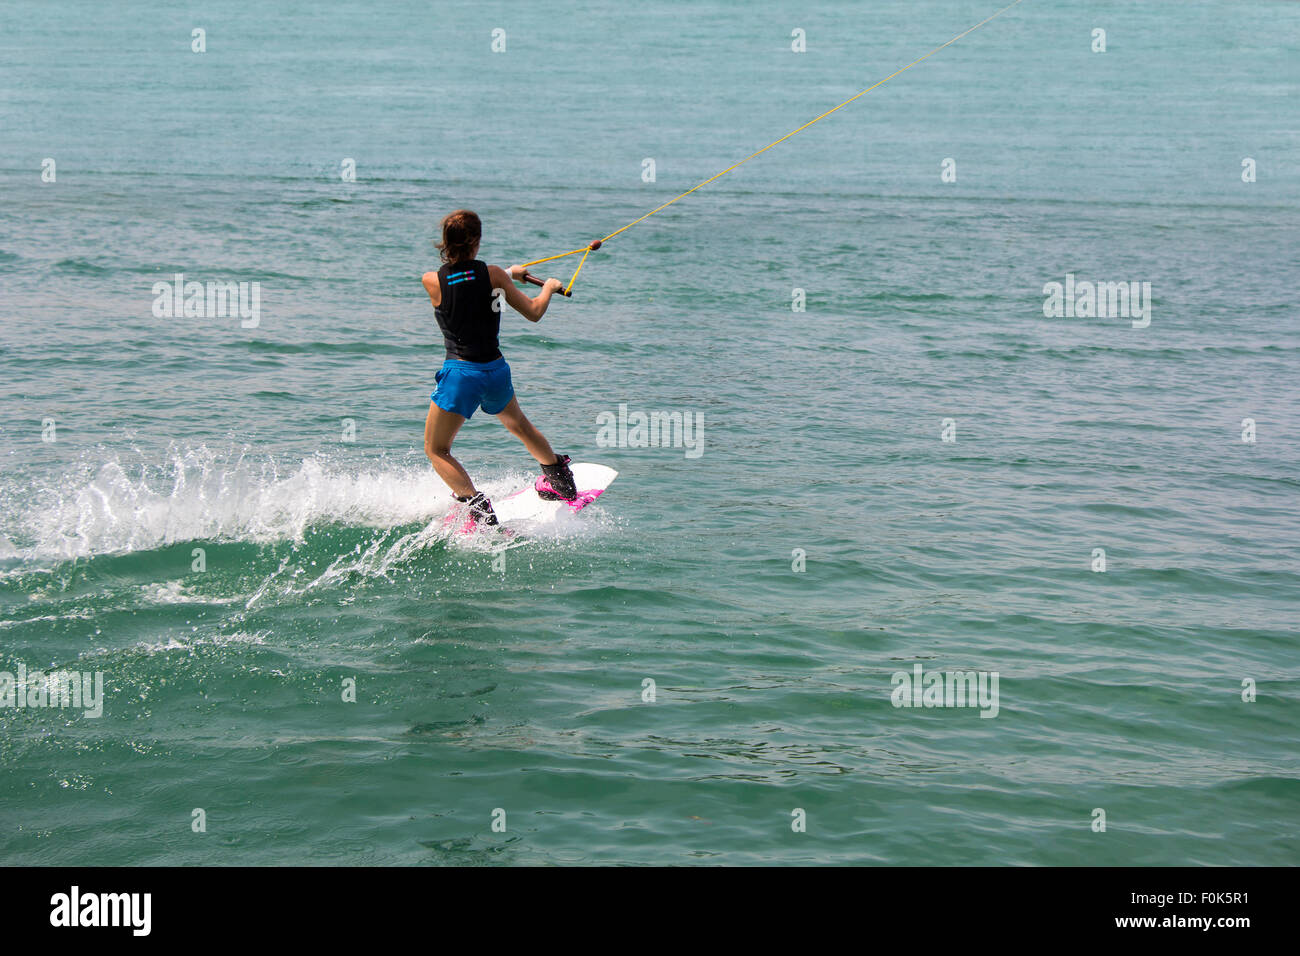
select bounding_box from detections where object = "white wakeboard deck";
[492,462,618,525]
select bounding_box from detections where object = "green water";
[1,0,1298,865]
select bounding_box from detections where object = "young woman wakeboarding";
[421,210,579,528]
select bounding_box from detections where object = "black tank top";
[433,259,502,362]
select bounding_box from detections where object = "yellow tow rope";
[522,0,1026,295]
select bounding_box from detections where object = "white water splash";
[0,444,613,572]
[0,444,459,563]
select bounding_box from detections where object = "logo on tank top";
[446,269,476,286]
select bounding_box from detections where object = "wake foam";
[0,444,492,564]
[1,444,620,584]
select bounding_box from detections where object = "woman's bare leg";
[423,402,475,497]
[494,396,559,464]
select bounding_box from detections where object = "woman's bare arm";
[489,264,561,323]
[421,272,441,308]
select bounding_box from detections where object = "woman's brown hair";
[436,209,482,264]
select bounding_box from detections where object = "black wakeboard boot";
[456,491,498,527]
[536,454,578,502]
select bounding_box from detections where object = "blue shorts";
[430,356,515,420]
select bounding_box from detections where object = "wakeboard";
[494,462,618,525]
[442,462,618,538]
